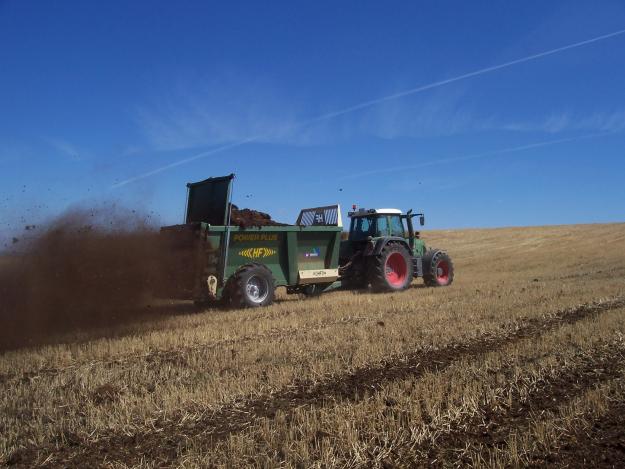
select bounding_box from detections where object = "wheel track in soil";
[405,341,625,467]
[9,296,625,468]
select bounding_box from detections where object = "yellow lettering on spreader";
[232,233,278,242]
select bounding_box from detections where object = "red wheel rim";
[436,260,450,284]
[385,252,408,287]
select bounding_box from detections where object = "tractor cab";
[349,209,402,241]
[343,207,426,268]
[347,208,424,245]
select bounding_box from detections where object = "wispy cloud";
[134,80,483,152]
[0,138,90,164]
[46,138,84,161]
[119,145,145,157]
[354,90,492,140]
[339,131,616,181]
[134,77,312,152]
[503,111,625,134]
[0,140,31,163]
[116,27,625,187]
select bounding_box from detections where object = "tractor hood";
[185,174,234,225]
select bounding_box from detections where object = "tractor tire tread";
[226,263,275,308]
[423,249,454,287]
[369,242,414,292]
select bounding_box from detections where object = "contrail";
[112,28,625,188]
[339,131,616,180]
[111,138,257,188]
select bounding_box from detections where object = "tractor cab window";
[390,215,405,237]
[350,216,374,240]
[376,216,389,236]
[350,216,380,241]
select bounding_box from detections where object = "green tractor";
[338,207,454,291]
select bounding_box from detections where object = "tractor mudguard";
[370,237,411,256]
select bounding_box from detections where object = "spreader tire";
[423,250,454,287]
[226,263,275,308]
[369,243,413,292]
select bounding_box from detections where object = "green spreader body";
[160,175,343,303]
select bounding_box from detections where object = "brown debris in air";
[0,207,168,350]
[0,202,288,350]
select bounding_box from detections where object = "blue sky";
[1,1,624,243]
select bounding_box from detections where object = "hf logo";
[239,247,276,259]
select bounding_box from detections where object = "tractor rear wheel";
[226,263,275,308]
[369,243,413,292]
[423,250,454,287]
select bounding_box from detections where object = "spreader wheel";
[369,243,414,292]
[226,263,275,308]
[423,250,454,287]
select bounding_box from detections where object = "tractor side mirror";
[419,215,425,226]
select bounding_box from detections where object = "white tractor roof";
[375,208,402,214]
[350,208,403,217]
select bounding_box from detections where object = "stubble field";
[2,222,625,468]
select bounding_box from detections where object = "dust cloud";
[0,207,167,350]
[0,203,288,350]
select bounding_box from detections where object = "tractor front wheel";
[226,263,275,308]
[369,243,414,292]
[423,250,454,287]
